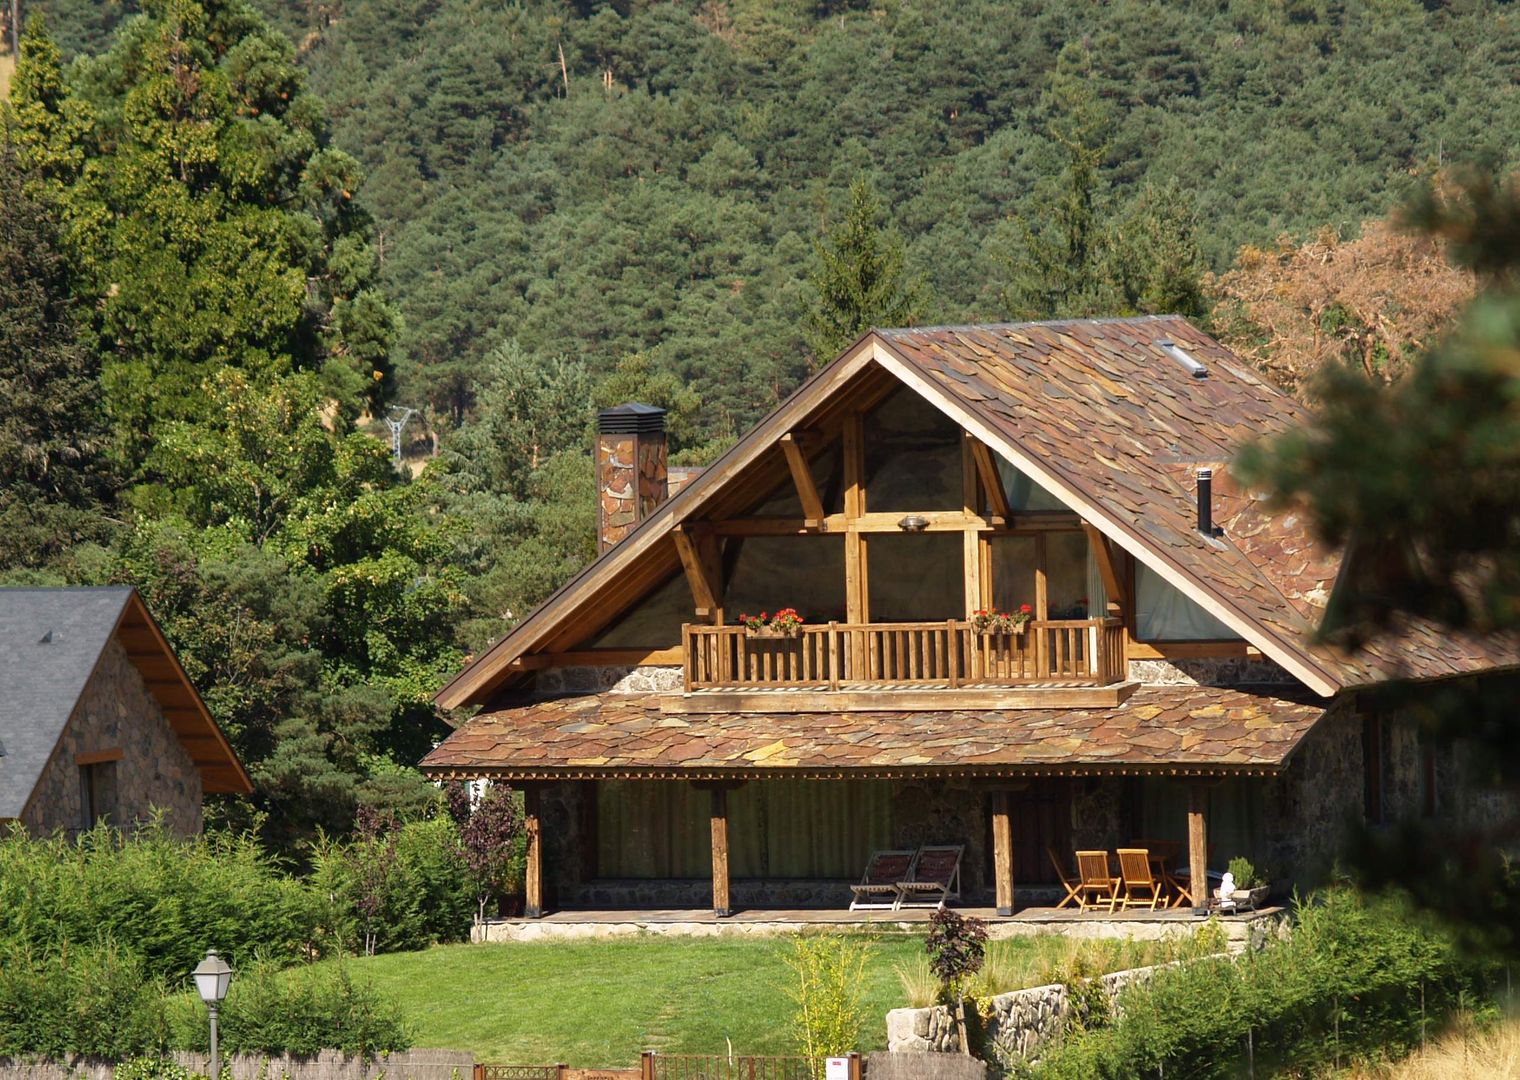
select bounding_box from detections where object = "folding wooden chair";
[896,845,964,909]
[848,849,917,911]
[1075,850,1121,913]
[1116,848,1163,911]
[1048,846,1081,910]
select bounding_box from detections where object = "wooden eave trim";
[419,761,1288,782]
[434,336,887,710]
[867,338,1342,698]
[119,593,253,795]
[75,748,124,766]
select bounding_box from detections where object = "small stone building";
[0,587,251,835]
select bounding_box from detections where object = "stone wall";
[0,1050,473,1080]
[20,638,202,836]
[861,1052,984,1080]
[886,960,1201,1065]
[531,666,684,696]
[1128,656,1296,686]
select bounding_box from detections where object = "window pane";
[863,386,962,512]
[725,536,846,623]
[994,456,1067,512]
[591,571,691,647]
[1134,563,1239,640]
[866,533,962,621]
[988,536,1037,613]
[1046,532,1092,619]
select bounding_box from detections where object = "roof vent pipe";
[1197,468,1213,537]
[1157,339,1209,379]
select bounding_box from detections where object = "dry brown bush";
[1208,218,1474,398]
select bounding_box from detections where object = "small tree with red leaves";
[460,784,524,923]
[925,908,988,1054]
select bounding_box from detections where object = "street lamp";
[192,949,233,1079]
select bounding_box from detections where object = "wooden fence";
[684,618,1124,691]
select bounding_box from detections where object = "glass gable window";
[866,533,962,621]
[1134,563,1239,641]
[591,571,691,648]
[726,536,846,623]
[994,457,1067,512]
[863,386,962,512]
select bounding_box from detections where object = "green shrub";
[783,934,873,1067]
[0,942,171,1059]
[170,958,413,1056]
[0,821,322,981]
[1018,888,1495,1078]
[1227,856,1263,890]
[115,1059,204,1080]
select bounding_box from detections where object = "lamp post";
[192,949,233,1080]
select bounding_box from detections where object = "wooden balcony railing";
[682,618,1126,692]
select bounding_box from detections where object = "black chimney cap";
[597,402,667,435]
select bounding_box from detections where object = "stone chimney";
[597,403,668,553]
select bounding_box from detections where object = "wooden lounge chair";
[1116,848,1163,911]
[1048,846,1081,910]
[1075,850,1121,913]
[848,849,917,911]
[896,845,964,909]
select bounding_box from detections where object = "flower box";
[744,625,800,640]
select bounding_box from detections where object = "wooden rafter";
[1082,522,1127,614]
[673,526,721,619]
[779,433,826,527]
[969,438,1012,523]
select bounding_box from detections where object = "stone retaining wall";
[0,1049,474,1080]
[885,959,1199,1064]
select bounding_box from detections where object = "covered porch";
[422,684,1333,922]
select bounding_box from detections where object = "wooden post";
[640,1050,656,1080]
[1188,784,1208,914]
[473,1065,485,1080]
[847,1051,862,1079]
[524,784,544,919]
[711,786,731,918]
[992,790,1015,916]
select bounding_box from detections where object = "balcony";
[671,618,1135,712]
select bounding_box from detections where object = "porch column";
[524,784,544,919]
[1187,784,1208,915]
[710,786,731,918]
[991,790,1015,917]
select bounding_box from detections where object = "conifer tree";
[0,142,114,568]
[805,178,923,365]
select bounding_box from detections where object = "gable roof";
[436,316,1520,709]
[0,587,251,818]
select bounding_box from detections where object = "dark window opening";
[79,761,118,830]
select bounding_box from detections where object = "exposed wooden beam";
[1187,785,1209,914]
[991,791,1015,917]
[710,786,732,918]
[524,785,544,919]
[75,748,124,766]
[970,439,1012,523]
[779,433,826,527]
[673,527,721,619]
[1082,523,1126,614]
[707,511,999,536]
[508,647,685,671]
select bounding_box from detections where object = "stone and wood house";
[421,317,1519,917]
[0,587,251,835]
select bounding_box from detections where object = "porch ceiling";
[420,684,1328,781]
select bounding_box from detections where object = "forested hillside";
[2,0,1511,852]
[30,0,1520,433]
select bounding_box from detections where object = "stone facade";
[1128,656,1297,686]
[532,665,684,696]
[596,429,668,552]
[19,638,203,836]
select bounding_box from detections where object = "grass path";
[345,934,933,1067]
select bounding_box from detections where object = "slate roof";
[0,588,138,818]
[0,588,250,818]
[875,318,1520,688]
[420,684,1328,780]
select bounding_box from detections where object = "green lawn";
[345,933,931,1067]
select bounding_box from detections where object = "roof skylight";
[1156,339,1208,379]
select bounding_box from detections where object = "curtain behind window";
[1134,563,1237,640]
[596,780,892,879]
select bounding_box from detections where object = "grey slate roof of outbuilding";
[0,587,136,819]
